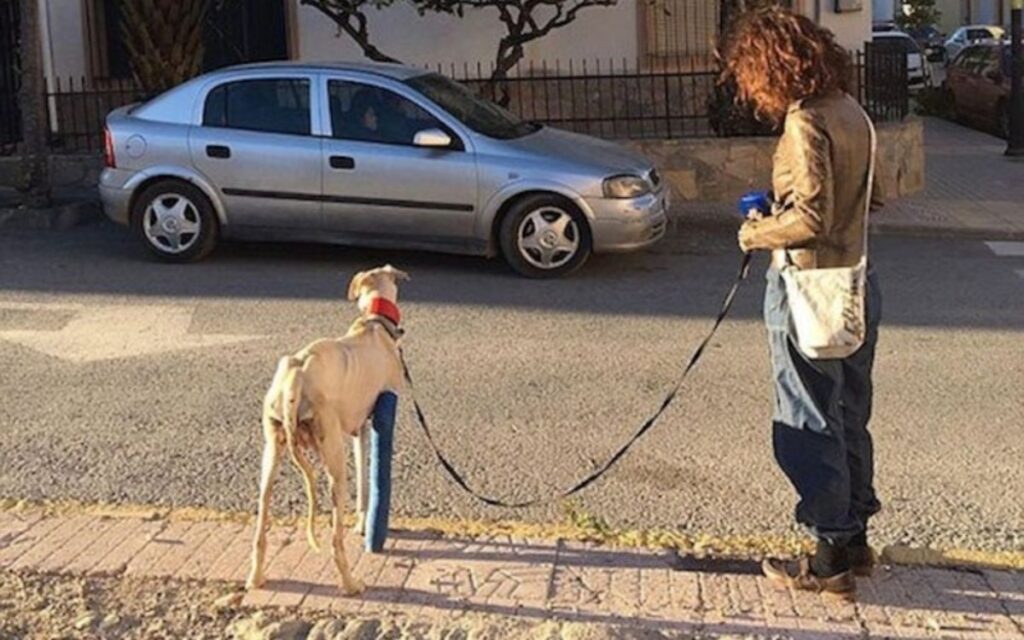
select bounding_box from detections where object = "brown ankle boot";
[762,557,856,600]
[849,545,877,577]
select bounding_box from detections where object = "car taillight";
[103,127,116,169]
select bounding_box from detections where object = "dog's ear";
[347,270,367,300]
[382,264,410,282]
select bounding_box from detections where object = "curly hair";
[721,7,852,123]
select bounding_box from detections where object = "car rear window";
[966,28,995,40]
[202,78,310,136]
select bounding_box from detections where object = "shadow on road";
[0,219,1021,330]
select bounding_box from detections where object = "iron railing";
[43,76,148,154]
[450,57,720,140]
[0,43,911,157]
[0,0,20,156]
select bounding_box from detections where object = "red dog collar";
[368,297,401,326]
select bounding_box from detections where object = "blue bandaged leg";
[366,391,398,553]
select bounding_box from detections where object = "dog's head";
[347,264,410,312]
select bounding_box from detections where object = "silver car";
[100,61,668,278]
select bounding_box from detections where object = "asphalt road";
[0,220,1021,553]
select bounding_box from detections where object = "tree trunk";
[119,0,208,95]
[18,0,49,208]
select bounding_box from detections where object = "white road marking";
[985,241,1024,257]
[0,304,263,363]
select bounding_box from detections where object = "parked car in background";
[907,25,947,62]
[99,62,668,278]
[944,43,1012,138]
[872,31,930,89]
[944,25,1005,62]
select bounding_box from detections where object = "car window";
[404,73,540,140]
[327,80,442,146]
[966,28,994,40]
[955,46,984,71]
[202,78,310,136]
[977,47,1000,76]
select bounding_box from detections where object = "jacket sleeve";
[740,110,833,251]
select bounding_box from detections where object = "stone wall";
[624,117,925,204]
[0,154,104,193]
[0,118,924,206]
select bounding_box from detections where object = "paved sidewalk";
[877,118,1024,239]
[2,509,1022,639]
[673,117,1024,240]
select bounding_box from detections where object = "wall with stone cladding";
[624,118,925,204]
[0,120,923,209]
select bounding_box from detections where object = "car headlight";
[603,174,651,199]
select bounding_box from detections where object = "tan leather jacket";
[741,91,882,269]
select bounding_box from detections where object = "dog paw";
[341,578,366,597]
[245,573,265,590]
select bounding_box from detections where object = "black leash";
[399,253,753,508]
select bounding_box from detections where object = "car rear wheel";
[132,180,218,263]
[499,194,592,279]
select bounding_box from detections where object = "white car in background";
[944,25,1005,62]
[872,31,930,89]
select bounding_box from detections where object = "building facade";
[35,0,872,88]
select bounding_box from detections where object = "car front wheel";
[132,180,218,263]
[499,195,592,279]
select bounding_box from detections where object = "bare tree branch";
[299,0,401,63]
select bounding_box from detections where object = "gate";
[0,0,20,155]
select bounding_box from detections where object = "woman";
[724,7,883,598]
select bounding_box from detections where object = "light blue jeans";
[764,266,883,544]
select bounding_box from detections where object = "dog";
[246,264,409,596]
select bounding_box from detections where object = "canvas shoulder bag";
[780,104,876,360]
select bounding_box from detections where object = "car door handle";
[329,155,355,170]
[206,144,231,159]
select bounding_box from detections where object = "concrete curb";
[0,199,102,232]
[4,498,1023,572]
[3,504,1023,638]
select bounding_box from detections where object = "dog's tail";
[281,359,321,553]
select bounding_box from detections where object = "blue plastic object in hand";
[738,190,772,218]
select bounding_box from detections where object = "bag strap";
[859,98,877,260]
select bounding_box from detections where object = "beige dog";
[246,265,409,596]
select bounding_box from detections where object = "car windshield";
[405,73,541,140]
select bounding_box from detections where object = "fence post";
[18,0,50,207]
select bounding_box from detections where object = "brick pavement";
[672,117,1024,240]
[2,508,1023,639]
[875,117,1024,240]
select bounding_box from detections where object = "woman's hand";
[738,220,758,253]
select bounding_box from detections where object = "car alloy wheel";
[516,206,580,271]
[142,193,202,255]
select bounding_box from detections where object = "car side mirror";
[986,69,1003,82]
[413,128,452,148]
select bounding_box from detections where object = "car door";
[318,77,478,249]
[189,75,323,231]
[963,46,996,117]
[974,46,1007,129]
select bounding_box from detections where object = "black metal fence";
[43,76,147,154]
[452,57,720,140]
[1,43,910,157]
[856,42,910,122]
[0,0,20,156]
